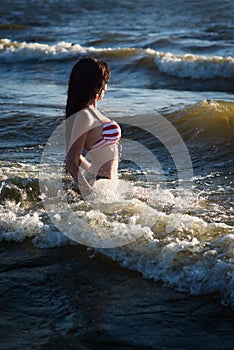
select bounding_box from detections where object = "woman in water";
[65,57,121,196]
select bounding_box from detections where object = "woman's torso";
[84,106,121,179]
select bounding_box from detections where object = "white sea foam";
[1,176,233,307]
[1,38,233,79]
[146,49,234,79]
[100,224,234,308]
[0,203,44,242]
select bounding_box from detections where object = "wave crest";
[166,99,234,145]
[1,38,233,80]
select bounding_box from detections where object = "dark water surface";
[1,241,234,350]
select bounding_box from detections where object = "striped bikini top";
[86,110,121,152]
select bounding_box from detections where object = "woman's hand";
[79,154,91,171]
[77,169,93,198]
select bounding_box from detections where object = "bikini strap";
[87,106,103,124]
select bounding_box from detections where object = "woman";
[65,57,121,196]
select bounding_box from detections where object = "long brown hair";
[65,57,110,119]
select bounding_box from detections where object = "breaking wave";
[1,38,233,80]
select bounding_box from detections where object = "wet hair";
[65,57,110,119]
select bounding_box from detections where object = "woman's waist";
[88,142,119,160]
[89,157,118,174]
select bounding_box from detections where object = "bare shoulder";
[73,108,94,126]
[69,108,100,140]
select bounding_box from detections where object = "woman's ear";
[96,88,105,101]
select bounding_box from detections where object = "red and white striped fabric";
[88,120,121,151]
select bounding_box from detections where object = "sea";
[0,0,234,349]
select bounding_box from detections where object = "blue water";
[0,1,234,348]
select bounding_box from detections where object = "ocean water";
[0,0,234,348]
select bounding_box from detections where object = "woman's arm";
[79,154,91,171]
[66,111,93,192]
[66,135,88,181]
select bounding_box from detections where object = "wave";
[165,99,234,145]
[101,229,234,309]
[0,169,233,308]
[1,38,233,80]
